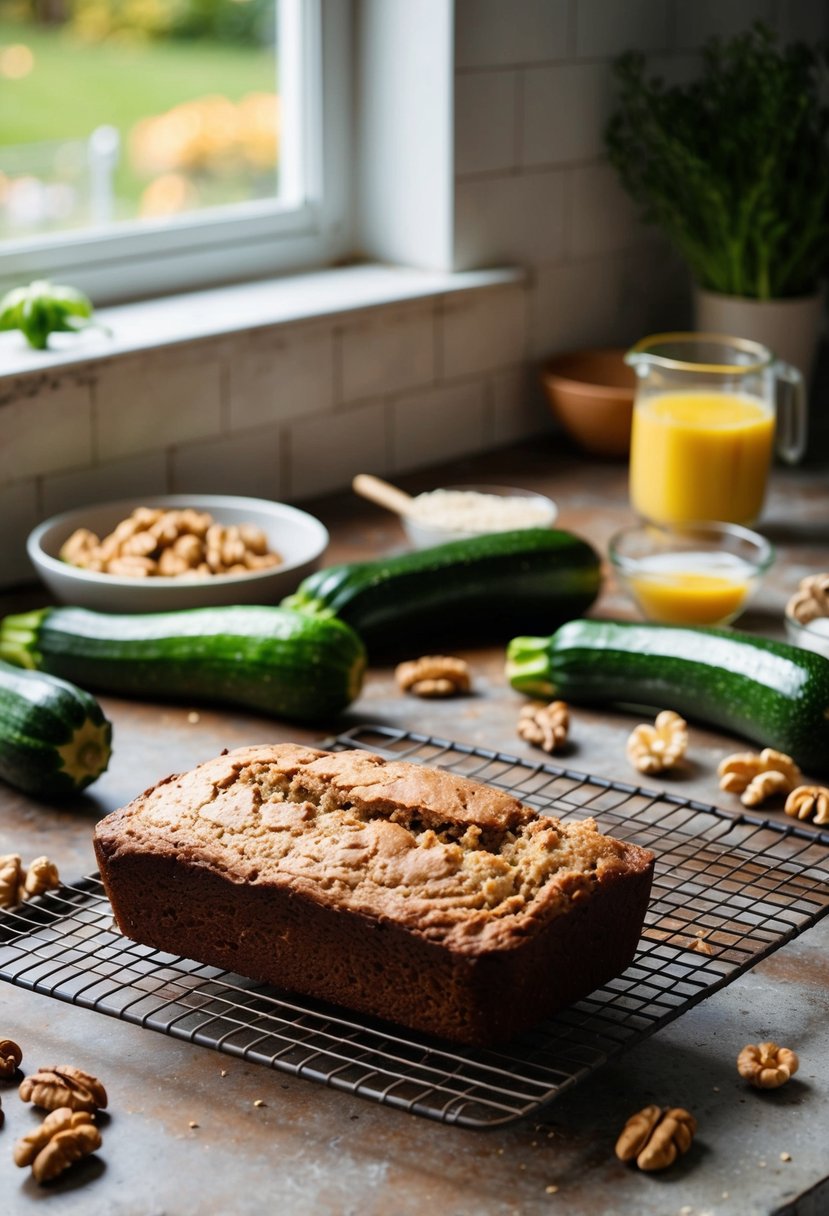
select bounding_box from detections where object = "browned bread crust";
[93,744,654,1045]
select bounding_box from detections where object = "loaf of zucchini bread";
[93,743,655,1045]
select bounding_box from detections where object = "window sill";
[0,263,524,382]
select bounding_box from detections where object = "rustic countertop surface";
[0,441,827,1216]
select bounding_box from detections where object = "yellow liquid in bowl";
[629,392,775,525]
[625,553,755,625]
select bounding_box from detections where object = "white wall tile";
[228,324,334,430]
[454,170,567,271]
[170,425,284,500]
[490,367,551,443]
[391,380,489,472]
[95,347,223,461]
[455,71,518,177]
[521,62,614,166]
[455,0,569,69]
[575,0,671,58]
[529,250,689,360]
[0,379,93,483]
[441,285,528,378]
[287,402,389,500]
[41,451,168,517]
[674,0,773,50]
[570,163,650,257]
[339,306,435,404]
[0,478,39,586]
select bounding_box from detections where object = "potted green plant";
[605,24,829,379]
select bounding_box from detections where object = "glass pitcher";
[625,333,806,526]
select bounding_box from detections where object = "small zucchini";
[0,660,112,798]
[506,618,829,774]
[0,605,366,726]
[284,529,601,651]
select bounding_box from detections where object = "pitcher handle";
[774,359,808,465]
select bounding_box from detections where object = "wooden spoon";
[352,474,416,519]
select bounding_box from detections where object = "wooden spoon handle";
[352,474,415,518]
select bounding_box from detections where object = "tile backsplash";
[0,282,539,587]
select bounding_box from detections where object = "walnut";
[60,507,282,580]
[0,853,22,910]
[786,572,829,624]
[395,655,471,698]
[785,785,829,826]
[20,856,61,902]
[615,1104,697,1171]
[737,1042,799,1089]
[626,710,688,774]
[718,747,801,806]
[13,1106,101,1184]
[19,1065,108,1113]
[0,1038,23,1078]
[516,701,569,753]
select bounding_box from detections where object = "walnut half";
[718,748,801,807]
[516,701,569,754]
[0,1037,23,1078]
[20,1065,108,1113]
[737,1042,799,1089]
[395,655,471,698]
[615,1104,697,1171]
[785,785,829,826]
[14,1106,101,1184]
[626,711,688,775]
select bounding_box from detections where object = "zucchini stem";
[505,636,557,698]
[0,610,48,669]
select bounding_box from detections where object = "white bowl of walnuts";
[28,494,329,612]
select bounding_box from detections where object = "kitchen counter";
[0,441,827,1216]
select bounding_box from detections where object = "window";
[0,0,351,303]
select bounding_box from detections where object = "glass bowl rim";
[608,520,775,576]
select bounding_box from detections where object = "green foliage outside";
[0,16,277,211]
[606,24,829,300]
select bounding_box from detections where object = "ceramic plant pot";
[693,287,824,384]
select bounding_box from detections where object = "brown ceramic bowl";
[541,348,636,458]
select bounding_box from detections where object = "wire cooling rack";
[1,724,828,1130]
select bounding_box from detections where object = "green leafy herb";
[605,24,829,299]
[0,280,103,350]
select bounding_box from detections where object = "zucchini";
[506,619,829,774]
[0,660,112,798]
[284,529,601,651]
[0,605,366,726]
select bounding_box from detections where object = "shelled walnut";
[19,1065,108,1113]
[718,748,801,807]
[0,853,60,910]
[615,1104,697,1171]
[60,507,282,579]
[737,1042,799,1089]
[786,572,829,625]
[626,711,688,775]
[516,701,569,754]
[395,655,471,698]
[13,1107,101,1184]
[0,1038,22,1078]
[785,785,829,826]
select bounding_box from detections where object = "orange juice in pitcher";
[625,335,806,526]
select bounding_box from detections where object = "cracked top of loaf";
[95,743,652,953]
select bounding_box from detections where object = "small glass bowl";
[402,484,558,549]
[609,520,774,627]
[784,610,829,659]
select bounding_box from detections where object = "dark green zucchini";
[0,605,366,726]
[0,660,112,798]
[506,619,829,774]
[283,529,601,651]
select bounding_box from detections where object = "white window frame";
[0,0,352,305]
